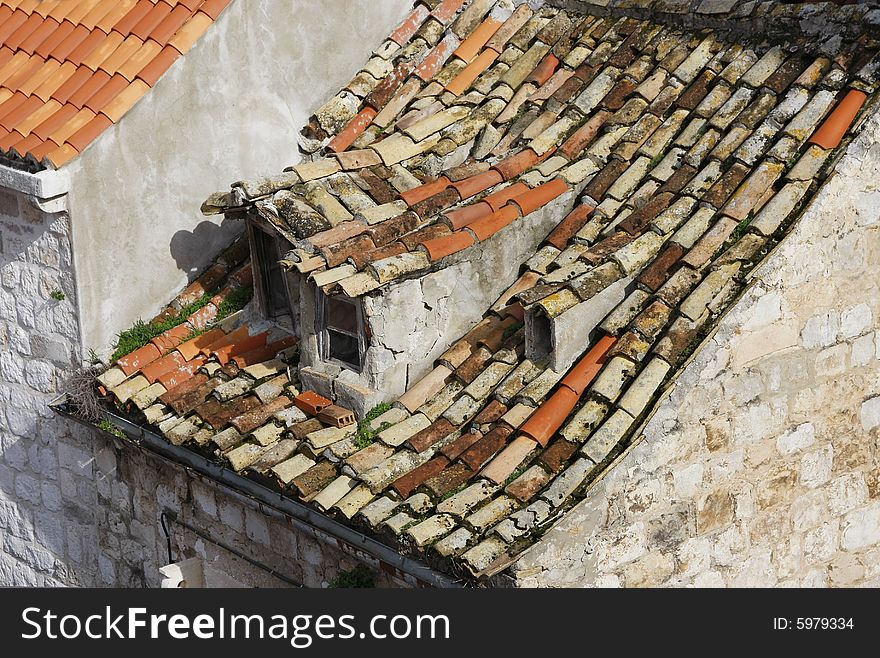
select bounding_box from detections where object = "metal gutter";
[52,398,461,589]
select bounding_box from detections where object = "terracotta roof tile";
[453,16,501,63]
[327,107,377,153]
[420,229,475,261]
[0,0,223,166]
[809,88,868,149]
[135,43,180,85]
[467,204,520,241]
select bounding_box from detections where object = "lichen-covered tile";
[611,231,665,274]
[721,160,784,220]
[540,457,595,508]
[407,514,457,547]
[433,527,473,557]
[681,215,739,269]
[272,454,316,484]
[670,205,716,250]
[307,425,352,450]
[517,366,566,406]
[360,449,432,493]
[591,355,636,402]
[378,412,431,447]
[740,45,786,88]
[345,442,395,475]
[681,160,722,196]
[560,399,609,442]
[786,144,831,181]
[226,442,267,472]
[750,180,811,236]
[573,66,620,114]
[618,357,671,417]
[672,35,717,83]
[461,536,508,573]
[357,496,400,527]
[718,48,758,85]
[250,422,283,447]
[600,288,650,335]
[334,484,374,519]
[437,480,499,518]
[383,511,417,535]
[652,196,697,234]
[680,263,740,321]
[581,409,634,464]
[782,89,837,141]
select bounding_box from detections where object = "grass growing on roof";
[216,286,253,321]
[353,403,393,449]
[110,286,253,362]
[98,419,126,439]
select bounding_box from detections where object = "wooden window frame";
[317,289,366,373]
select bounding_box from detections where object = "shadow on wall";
[169,215,243,282]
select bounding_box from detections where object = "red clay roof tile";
[113,0,154,36]
[414,33,457,80]
[431,0,468,24]
[448,168,503,198]
[200,0,231,22]
[392,455,449,498]
[130,1,173,41]
[135,43,180,85]
[492,148,540,180]
[140,349,187,384]
[510,178,569,216]
[64,111,111,150]
[327,106,378,153]
[559,109,610,159]
[445,47,498,95]
[546,203,594,250]
[18,16,60,54]
[519,385,580,447]
[482,182,530,211]
[809,88,868,149]
[116,342,161,377]
[4,12,44,51]
[442,201,493,229]
[526,53,560,86]
[561,335,617,396]
[400,176,451,206]
[453,16,502,63]
[419,229,475,261]
[390,4,430,45]
[467,204,521,241]
[157,355,208,390]
[82,72,128,112]
[177,326,225,361]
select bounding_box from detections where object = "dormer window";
[318,291,365,372]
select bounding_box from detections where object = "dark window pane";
[326,296,357,333]
[254,228,289,317]
[328,329,359,368]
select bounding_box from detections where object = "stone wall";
[0,184,84,586]
[509,110,880,588]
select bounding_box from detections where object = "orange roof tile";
[809,88,868,149]
[0,0,229,167]
[453,17,502,63]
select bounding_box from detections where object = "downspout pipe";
[51,397,461,589]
